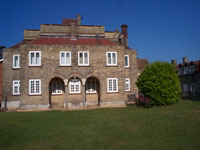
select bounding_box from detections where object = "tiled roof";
[29,38,116,46]
[137,59,149,70]
[10,40,33,48]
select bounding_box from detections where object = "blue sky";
[0,0,199,63]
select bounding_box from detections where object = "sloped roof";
[137,59,149,70]
[28,38,117,46]
[10,40,33,48]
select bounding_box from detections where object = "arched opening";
[86,77,100,106]
[49,77,65,108]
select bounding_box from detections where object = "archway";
[49,77,65,108]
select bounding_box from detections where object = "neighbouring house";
[2,15,140,109]
[0,59,2,107]
[137,59,149,76]
[172,57,200,99]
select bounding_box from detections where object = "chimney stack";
[183,57,188,63]
[171,60,177,66]
[71,23,76,40]
[76,14,82,25]
[121,24,128,47]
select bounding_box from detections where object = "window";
[178,68,183,75]
[190,84,196,92]
[29,51,41,66]
[60,51,71,66]
[13,55,20,68]
[29,79,41,95]
[13,80,20,95]
[78,51,89,66]
[86,80,96,93]
[183,84,188,92]
[124,55,129,67]
[69,79,81,94]
[189,65,195,74]
[125,78,130,91]
[107,78,118,92]
[52,81,62,94]
[184,67,188,74]
[106,52,117,66]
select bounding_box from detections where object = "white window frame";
[69,79,81,94]
[184,67,188,74]
[52,81,62,95]
[13,80,20,95]
[86,80,97,93]
[107,78,118,93]
[29,79,41,95]
[124,55,129,68]
[106,52,117,66]
[29,51,41,66]
[78,51,89,66]
[178,68,183,75]
[125,78,130,91]
[13,55,20,69]
[190,84,196,92]
[60,51,71,66]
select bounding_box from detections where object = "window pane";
[79,53,83,64]
[31,53,34,64]
[14,56,18,67]
[66,53,70,64]
[36,81,40,93]
[125,56,128,66]
[36,53,40,64]
[109,80,112,91]
[61,53,65,64]
[84,53,88,64]
[108,53,111,64]
[113,79,117,91]
[112,53,116,64]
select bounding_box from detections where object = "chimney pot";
[183,57,188,63]
[76,14,82,25]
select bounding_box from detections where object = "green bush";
[136,61,181,106]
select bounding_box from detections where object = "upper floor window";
[184,67,188,74]
[125,78,130,91]
[60,51,71,66]
[52,81,62,94]
[13,55,20,68]
[107,78,118,92]
[106,52,117,66]
[69,79,81,94]
[78,51,89,66]
[178,68,183,75]
[29,79,41,95]
[124,55,129,67]
[13,80,20,95]
[29,51,41,66]
[86,80,96,93]
[189,65,195,74]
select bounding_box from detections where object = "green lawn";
[0,100,200,150]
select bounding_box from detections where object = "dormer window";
[189,65,195,74]
[184,67,188,74]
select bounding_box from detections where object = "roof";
[137,59,149,70]
[178,60,200,72]
[10,40,33,48]
[29,38,117,46]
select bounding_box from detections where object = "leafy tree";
[136,61,181,106]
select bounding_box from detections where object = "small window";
[184,67,188,74]
[52,81,62,94]
[125,78,130,91]
[13,80,20,95]
[190,84,196,92]
[69,79,81,94]
[183,84,188,92]
[189,65,195,74]
[78,51,89,66]
[60,51,71,66]
[29,51,41,66]
[106,52,117,66]
[86,80,96,93]
[124,55,129,67]
[29,79,41,95]
[107,78,118,92]
[13,55,20,68]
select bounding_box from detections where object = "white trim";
[78,51,89,66]
[29,51,41,66]
[29,79,41,95]
[106,52,117,66]
[59,51,71,66]
[124,55,129,68]
[107,78,118,92]
[13,80,20,95]
[125,78,130,91]
[69,79,81,94]
[13,54,20,68]
[52,80,63,94]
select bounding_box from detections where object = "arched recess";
[49,77,65,108]
[85,76,100,106]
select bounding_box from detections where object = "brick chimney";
[71,23,76,40]
[76,14,82,25]
[171,60,177,66]
[121,24,128,47]
[183,57,188,63]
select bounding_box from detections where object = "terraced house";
[2,15,139,109]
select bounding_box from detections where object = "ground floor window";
[183,84,188,92]
[52,81,62,94]
[13,80,20,95]
[107,78,118,92]
[190,84,197,92]
[29,79,41,95]
[69,79,81,94]
[86,80,96,93]
[125,78,130,91]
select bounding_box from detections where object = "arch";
[67,73,83,84]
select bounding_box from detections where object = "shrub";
[136,61,181,106]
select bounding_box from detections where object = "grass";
[0,99,200,150]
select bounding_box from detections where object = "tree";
[136,61,181,106]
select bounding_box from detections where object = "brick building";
[2,15,139,109]
[172,57,200,99]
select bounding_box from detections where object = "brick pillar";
[82,78,86,108]
[64,79,68,109]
